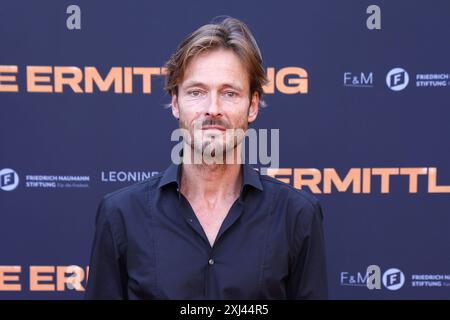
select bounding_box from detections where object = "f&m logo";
[0,168,19,191]
[386,67,409,91]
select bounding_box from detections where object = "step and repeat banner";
[1,1,449,299]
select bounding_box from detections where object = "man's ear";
[247,92,259,124]
[171,93,180,120]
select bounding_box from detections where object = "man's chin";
[188,143,236,162]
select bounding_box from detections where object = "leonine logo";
[0,168,19,191]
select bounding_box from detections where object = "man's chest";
[123,189,293,299]
[189,198,236,247]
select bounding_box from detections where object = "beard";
[179,116,248,164]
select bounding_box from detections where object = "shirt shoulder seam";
[258,174,319,208]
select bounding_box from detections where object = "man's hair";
[164,16,268,106]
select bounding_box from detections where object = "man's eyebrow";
[181,81,244,92]
[181,81,208,89]
[221,83,244,91]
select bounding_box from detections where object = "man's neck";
[179,151,243,205]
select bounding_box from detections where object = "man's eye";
[189,90,202,97]
[224,91,236,98]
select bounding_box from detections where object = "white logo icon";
[0,168,19,191]
[382,268,405,290]
[386,68,409,91]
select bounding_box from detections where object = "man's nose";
[205,92,222,117]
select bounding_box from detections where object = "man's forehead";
[180,49,249,90]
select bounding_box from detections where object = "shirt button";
[208,258,214,266]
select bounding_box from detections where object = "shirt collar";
[157,161,182,190]
[157,162,264,200]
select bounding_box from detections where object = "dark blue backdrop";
[1,0,449,299]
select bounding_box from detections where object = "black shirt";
[85,162,328,299]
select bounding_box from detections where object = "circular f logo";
[0,168,19,191]
[382,268,405,290]
[386,68,409,91]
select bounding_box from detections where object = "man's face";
[171,48,259,162]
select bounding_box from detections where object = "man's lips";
[201,125,226,131]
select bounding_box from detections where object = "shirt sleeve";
[84,197,128,300]
[286,199,328,300]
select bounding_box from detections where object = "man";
[85,16,328,299]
